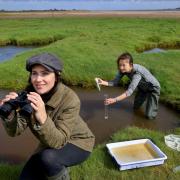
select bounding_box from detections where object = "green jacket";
[3,83,95,152]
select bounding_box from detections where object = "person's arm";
[105,92,127,105]
[2,111,29,137]
[0,92,28,136]
[96,72,122,87]
[105,73,142,105]
[95,78,108,86]
[108,72,122,86]
[125,73,141,97]
[30,92,80,149]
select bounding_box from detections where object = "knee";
[38,149,57,169]
[37,149,65,177]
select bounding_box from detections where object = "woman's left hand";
[105,98,116,105]
[27,92,47,125]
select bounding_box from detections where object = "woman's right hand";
[0,92,18,106]
[96,78,108,86]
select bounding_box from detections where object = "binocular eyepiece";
[0,91,33,118]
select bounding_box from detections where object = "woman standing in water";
[96,52,160,120]
[0,53,95,180]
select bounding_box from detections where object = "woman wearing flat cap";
[0,53,95,180]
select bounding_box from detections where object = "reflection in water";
[0,87,179,163]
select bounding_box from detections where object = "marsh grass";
[0,163,22,180]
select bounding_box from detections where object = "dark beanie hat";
[26,53,63,72]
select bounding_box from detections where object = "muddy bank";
[0,10,180,19]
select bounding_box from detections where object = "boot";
[47,166,70,180]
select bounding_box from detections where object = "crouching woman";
[0,53,95,180]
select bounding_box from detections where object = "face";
[31,65,56,95]
[118,59,133,73]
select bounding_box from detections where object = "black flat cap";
[26,53,63,72]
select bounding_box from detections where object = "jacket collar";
[46,82,66,108]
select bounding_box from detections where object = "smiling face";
[31,65,56,95]
[118,59,133,73]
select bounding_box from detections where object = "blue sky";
[0,0,179,11]
[0,0,178,1]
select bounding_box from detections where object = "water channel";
[0,87,179,164]
[143,48,166,54]
[0,46,33,62]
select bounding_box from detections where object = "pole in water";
[104,94,108,120]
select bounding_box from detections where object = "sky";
[0,0,179,11]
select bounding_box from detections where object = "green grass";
[0,17,180,110]
[70,127,180,180]
[0,163,22,180]
[0,127,180,180]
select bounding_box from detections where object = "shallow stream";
[0,87,179,164]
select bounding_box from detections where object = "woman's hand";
[27,92,47,125]
[0,92,18,106]
[95,78,108,86]
[105,98,117,105]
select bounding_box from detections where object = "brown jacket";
[3,83,95,152]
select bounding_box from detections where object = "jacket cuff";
[2,110,16,124]
[108,81,114,86]
[33,115,55,134]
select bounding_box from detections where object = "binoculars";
[0,91,33,118]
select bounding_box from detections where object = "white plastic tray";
[106,139,167,170]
